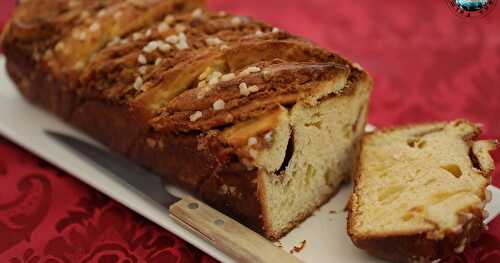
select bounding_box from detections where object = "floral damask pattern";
[1,0,500,262]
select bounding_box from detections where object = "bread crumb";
[329,210,337,214]
[289,240,306,254]
[273,241,283,248]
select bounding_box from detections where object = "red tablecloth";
[1,0,499,262]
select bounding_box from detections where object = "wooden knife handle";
[169,196,302,263]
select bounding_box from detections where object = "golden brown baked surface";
[348,120,497,262]
[2,0,372,239]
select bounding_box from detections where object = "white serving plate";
[0,56,498,263]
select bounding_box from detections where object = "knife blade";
[45,130,180,206]
[45,130,303,263]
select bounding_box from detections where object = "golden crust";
[3,0,372,240]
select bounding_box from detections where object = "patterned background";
[1,0,499,262]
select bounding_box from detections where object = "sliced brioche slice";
[348,120,497,263]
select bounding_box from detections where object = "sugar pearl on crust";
[239,82,249,96]
[220,73,235,82]
[191,8,203,18]
[231,17,242,26]
[240,66,261,76]
[145,29,152,37]
[248,137,258,146]
[133,33,143,41]
[108,37,121,47]
[139,66,147,75]
[178,32,187,41]
[164,15,175,24]
[165,35,179,43]
[175,24,187,32]
[352,62,364,70]
[255,30,263,36]
[143,41,159,53]
[133,76,144,90]
[97,9,107,18]
[205,36,223,46]
[198,67,212,80]
[248,85,259,93]
[158,22,169,33]
[155,58,162,66]
[89,22,100,32]
[207,71,223,85]
[138,54,147,64]
[78,32,87,40]
[55,42,65,51]
[213,99,225,111]
[272,27,280,33]
[190,111,203,122]
[158,42,171,52]
[176,40,189,50]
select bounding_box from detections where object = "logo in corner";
[447,0,497,17]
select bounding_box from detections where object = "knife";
[46,131,302,263]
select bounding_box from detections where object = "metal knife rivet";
[214,219,224,226]
[188,202,199,209]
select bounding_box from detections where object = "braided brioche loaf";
[2,0,372,239]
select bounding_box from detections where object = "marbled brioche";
[348,120,497,262]
[2,0,372,239]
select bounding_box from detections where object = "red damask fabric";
[1,0,499,262]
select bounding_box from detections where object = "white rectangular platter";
[0,56,498,263]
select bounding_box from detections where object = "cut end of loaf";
[218,69,372,240]
[348,120,497,262]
